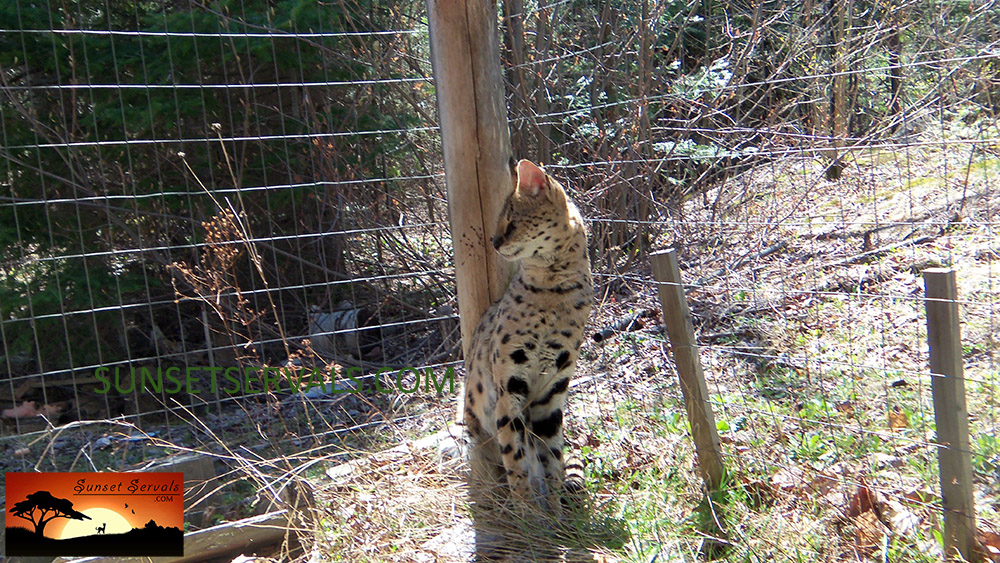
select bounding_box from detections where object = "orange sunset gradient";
[5,472,184,539]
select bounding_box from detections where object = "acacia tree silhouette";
[8,491,91,538]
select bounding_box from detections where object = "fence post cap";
[650,248,677,257]
[921,267,953,275]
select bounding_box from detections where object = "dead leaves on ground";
[762,466,944,558]
[888,405,910,430]
[761,464,1000,560]
[979,530,1000,562]
[839,477,941,557]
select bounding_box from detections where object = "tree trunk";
[502,0,530,158]
[887,23,903,131]
[534,0,554,163]
[826,0,849,180]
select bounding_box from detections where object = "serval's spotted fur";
[463,159,593,511]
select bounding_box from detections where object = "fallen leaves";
[769,466,838,497]
[845,478,880,519]
[835,400,855,417]
[836,476,943,559]
[978,530,1000,562]
[763,465,946,559]
[888,405,910,430]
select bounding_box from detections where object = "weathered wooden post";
[924,268,978,562]
[651,249,725,491]
[426,0,516,422]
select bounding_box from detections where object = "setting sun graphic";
[59,508,134,539]
[5,472,185,557]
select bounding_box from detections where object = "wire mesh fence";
[1,0,455,436]
[2,0,999,560]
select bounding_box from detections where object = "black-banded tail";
[563,451,586,494]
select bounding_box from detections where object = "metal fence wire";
[1,0,999,560]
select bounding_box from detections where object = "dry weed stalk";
[167,209,267,362]
[166,138,294,366]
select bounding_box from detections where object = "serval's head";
[492,159,585,263]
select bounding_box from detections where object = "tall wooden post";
[426,0,516,420]
[924,268,978,562]
[651,250,725,490]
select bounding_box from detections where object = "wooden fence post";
[923,268,978,562]
[426,0,517,421]
[651,249,724,490]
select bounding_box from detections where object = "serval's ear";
[515,159,548,198]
